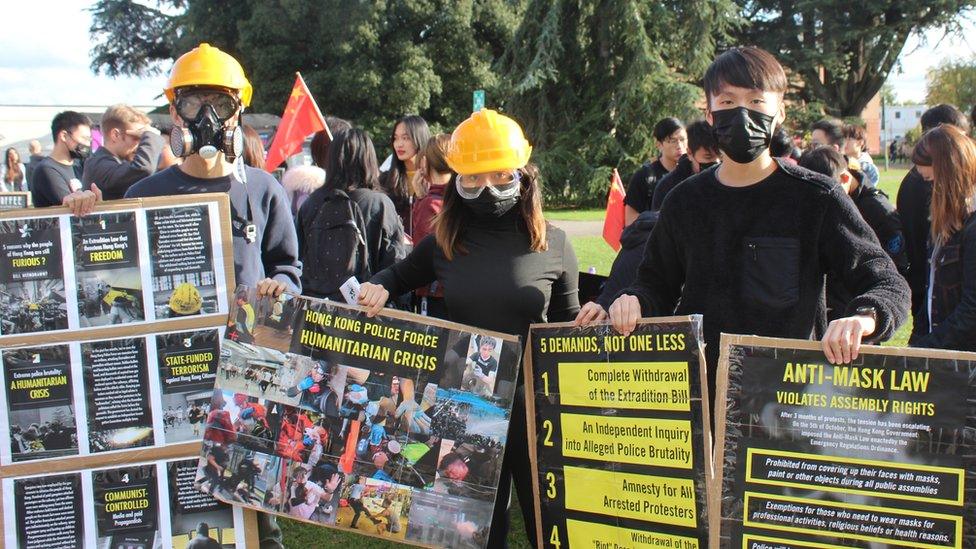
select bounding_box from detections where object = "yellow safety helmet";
[446,109,532,175]
[164,43,253,107]
[169,283,202,316]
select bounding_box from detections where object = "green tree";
[89,0,523,147]
[926,57,976,111]
[496,0,738,205]
[733,1,975,117]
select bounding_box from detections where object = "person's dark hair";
[685,120,717,154]
[798,146,846,180]
[811,119,844,146]
[842,124,867,147]
[703,47,788,101]
[241,125,265,170]
[921,104,970,133]
[324,128,380,193]
[50,111,92,141]
[769,127,793,158]
[434,164,546,261]
[653,118,684,143]
[196,522,210,536]
[310,116,353,168]
[380,115,431,200]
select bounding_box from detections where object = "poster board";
[0,194,235,348]
[197,286,523,548]
[0,456,258,548]
[714,334,976,549]
[525,316,712,548]
[0,192,30,210]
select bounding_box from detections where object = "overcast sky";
[0,2,974,108]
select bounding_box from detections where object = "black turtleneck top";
[369,208,580,340]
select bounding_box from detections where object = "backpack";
[300,189,371,299]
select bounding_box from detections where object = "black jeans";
[486,385,537,548]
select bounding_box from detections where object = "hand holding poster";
[715,334,976,548]
[525,317,711,549]
[198,286,523,548]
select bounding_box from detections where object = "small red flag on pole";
[264,72,328,171]
[602,169,626,251]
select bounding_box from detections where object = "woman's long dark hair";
[4,148,23,185]
[380,115,431,201]
[324,128,380,193]
[433,164,547,261]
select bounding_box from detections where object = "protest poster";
[524,317,711,549]
[0,194,234,346]
[0,326,224,470]
[198,286,522,548]
[714,334,976,549]
[1,456,257,548]
[0,192,30,210]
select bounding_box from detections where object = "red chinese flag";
[602,169,626,251]
[264,73,328,171]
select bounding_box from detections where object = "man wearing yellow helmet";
[359,109,580,546]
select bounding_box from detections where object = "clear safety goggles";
[175,89,240,120]
[455,170,521,199]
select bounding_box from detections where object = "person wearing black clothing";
[594,48,908,390]
[359,109,579,547]
[379,115,431,234]
[799,146,908,320]
[81,105,164,200]
[624,117,685,224]
[897,104,970,315]
[594,209,658,310]
[909,125,976,351]
[32,111,91,208]
[651,120,720,211]
[297,128,406,299]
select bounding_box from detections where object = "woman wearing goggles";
[358,109,580,547]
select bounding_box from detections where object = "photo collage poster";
[525,317,711,549]
[0,196,232,344]
[0,326,223,466]
[715,335,976,549]
[1,457,249,549]
[198,286,522,548]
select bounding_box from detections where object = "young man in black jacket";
[651,120,720,211]
[580,47,909,400]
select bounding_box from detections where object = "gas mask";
[171,90,244,161]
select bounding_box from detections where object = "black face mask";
[69,143,91,161]
[462,193,519,218]
[711,107,776,164]
[697,161,719,172]
[171,103,243,161]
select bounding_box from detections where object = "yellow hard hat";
[169,283,202,316]
[446,109,532,175]
[164,43,253,107]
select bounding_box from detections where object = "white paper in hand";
[340,276,361,305]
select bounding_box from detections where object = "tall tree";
[88,0,523,145]
[496,0,738,205]
[926,57,976,111]
[734,1,975,117]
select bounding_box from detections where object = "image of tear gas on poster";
[197,286,522,547]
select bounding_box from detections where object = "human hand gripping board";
[713,334,976,549]
[198,284,523,548]
[525,316,712,549]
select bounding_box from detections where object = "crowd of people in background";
[6,41,976,547]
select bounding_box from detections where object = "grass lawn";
[282,165,916,547]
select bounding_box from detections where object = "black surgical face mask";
[66,135,91,160]
[710,107,776,164]
[697,161,719,172]
[171,102,243,161]
[462,192,519,218]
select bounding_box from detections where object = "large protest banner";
[198,286,522,548]
[715,334,976,549]
[0,195,234,347]
[1,456,255,548]
[525,317,711,549]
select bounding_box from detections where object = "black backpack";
[300,189,371,299]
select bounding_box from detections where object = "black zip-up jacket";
[597,210,658,309]
[369,207,580,340]
[910,211,976,351]
[651,154,696,211]
[896,167,931,314]
[619,160,910,396]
